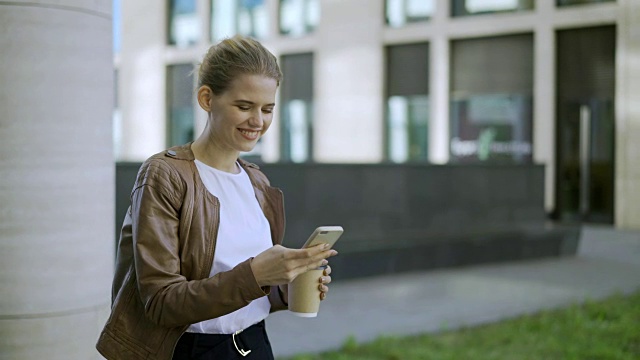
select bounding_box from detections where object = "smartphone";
[302,226,344,249]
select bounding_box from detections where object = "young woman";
[97,35,337,360]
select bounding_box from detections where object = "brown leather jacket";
[96,144,287,360]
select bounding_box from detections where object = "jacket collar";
[165,143,195,160]
[165,142,261,170]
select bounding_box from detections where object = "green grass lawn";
[282,290,640,360]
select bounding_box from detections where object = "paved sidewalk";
[266,225,640,358]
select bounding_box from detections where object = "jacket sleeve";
[131,158,269,328]
[268,285,288,312]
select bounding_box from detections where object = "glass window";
[386,43,430,163]
[167,64,196,147]
[168,0,200,47]
[279,0,320,37]
[280,53,314,162]
[450,34,533,163]
[451,0,534,17]
[557,0,615,6]
[211,0,269,42]
[386,0,434,28]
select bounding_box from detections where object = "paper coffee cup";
[288,266,326,317]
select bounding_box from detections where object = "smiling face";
[202,74,278,155]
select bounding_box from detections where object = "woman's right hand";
[250,244,338,287]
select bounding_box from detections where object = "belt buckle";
[232,329,251,357]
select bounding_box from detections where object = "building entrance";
[555,25,615,224]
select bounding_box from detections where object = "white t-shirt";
[186,160,272,334]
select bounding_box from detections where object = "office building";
[115,0,640,229]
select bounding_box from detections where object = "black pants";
[172,321,274,360]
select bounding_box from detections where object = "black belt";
[181,321,265,357]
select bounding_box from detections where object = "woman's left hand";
[318,265,332,301]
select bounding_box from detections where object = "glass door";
[556,100,614,223]
[555,26,615,223]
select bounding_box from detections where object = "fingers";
[284,245,336,268]
[305,244,339,259]
[323,266,332,276]
[271,245,338,284]
[318,276,331,292]
[318,271,332,301]
[319,284,329,301]
[288,245,338,271]
[314,249,338,267]
[295,243,329,258]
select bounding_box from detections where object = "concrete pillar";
[118,0,166,161]
[616,0,640,230]
[430,0,451,165]
[0,2,114,359]
[533,0,556,213]
[315,0,385,163]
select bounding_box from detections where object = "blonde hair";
[198,35,282,94]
